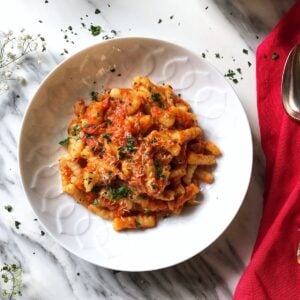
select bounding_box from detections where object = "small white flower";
[0,82,9,90]
[7,52,16,59]
[31,42,38,50]
[4,70,12,78]
[5,30,13,37]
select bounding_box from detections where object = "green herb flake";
[109,185,132,199]
[202,53,206,58]
[95,8,101,14]
[236,68,242,74]
[15,221,21,230]
[71,124,80,136]
[154,159,163,179]
[102,133,111,143]
[40,231,45,236]
[68,25,73,31]
[151,183,157,190]
[4,205,12,212]
[151,93,161,102]
[248,61,252,67]
[59,137,69,146]
[242,49,248,55]
[215,53,220,58]
[89,25,101,36]
[90,90,99,101]
[233,78,239,84]
[135,220,141,228]
[272,52,279,60]
[126,137,136,152]
[118,147,127,160]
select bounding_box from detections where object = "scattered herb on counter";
[215,53,221,59]
[0,264,23,298]
[236,68,242,74]
[243,49,248,55]
[90,90,99,101]
[170,15,174,19]
[68,25,73,31]
[77,272,80,276]
[202,53,206,58]
[248,61,252,67]
[40,230,45,236]
[272,52,279,60]
[89,25,101,36]
[63,48,68,54]
[109,185,132,199]
[233,78,239,84]
[15,221,21,230]
[38,20,43,23]
[205,6,209,10]
[102,133,111,143]
[4,205,12,212]
[95,8,101,14]
[158,19,162,24]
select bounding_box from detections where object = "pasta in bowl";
[59,76,221,231]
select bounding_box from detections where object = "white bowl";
[19,37,252,271]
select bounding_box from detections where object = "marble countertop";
[0,0,296,299]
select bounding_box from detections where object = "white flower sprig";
[0,29,46,94]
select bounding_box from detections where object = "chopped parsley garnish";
[242,49,248,55]
[4,205,12,212]
[15,221,21,230]
[89,25,101,36]
[272,52,279,60]
[135,220,141,228]
[154,160,163,179]
[90,91,99,101]
[151,93,161,102]
[102,133,111,143]
[68,25,73,31]
[71,124,80,136]
[126,137,136,152]
[95,8,101,14]
[59,137,69,146]
[118,147,127,160]
[224,69,236,79]
[109,185,132,199]
[107,170,113,177]
[151,183,157,190]
[233,78,239,84]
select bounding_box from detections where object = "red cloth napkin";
[234,2,300,300]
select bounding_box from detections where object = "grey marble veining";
[0,0,296,299]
